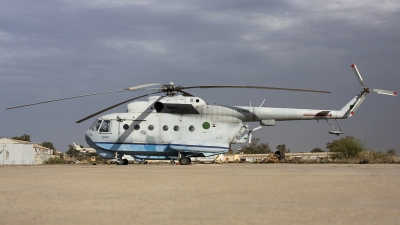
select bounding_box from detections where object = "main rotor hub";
[363,87,371,94]
[159,84,184,96]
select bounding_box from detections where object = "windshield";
[91,120,102,131]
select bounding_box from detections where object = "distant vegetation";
[240,138,271,154]
[44,157,65,164]
[239,136,397,164]
[11,134,31,142]
[65,144,81,157]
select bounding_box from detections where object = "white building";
[0,138,54,165]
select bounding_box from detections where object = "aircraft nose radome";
[85,134,97,149]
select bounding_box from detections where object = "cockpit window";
[99,120,111,133]
[91,120,102,131]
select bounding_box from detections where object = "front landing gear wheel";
[170,160,175,164]
[179,157,190,165]
[117,159,129,165]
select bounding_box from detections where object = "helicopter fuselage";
[85,94,356,161]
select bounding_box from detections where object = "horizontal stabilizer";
[316,111,331,116]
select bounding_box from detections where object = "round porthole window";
[148,125,154,131]
[134,124,140,130]
[189,125,195,132]
[163,125,169,131]
[123,124,129,130]
[174,125,179,131]
[202,122,210,129]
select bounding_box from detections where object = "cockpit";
[90,119,111,133]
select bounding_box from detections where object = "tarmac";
[0,163,399,225]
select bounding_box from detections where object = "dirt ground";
[0,163,399,225]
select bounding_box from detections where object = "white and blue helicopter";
[7,64,396,165]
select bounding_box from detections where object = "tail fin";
[339,93,365,118]
[73,142,82,150]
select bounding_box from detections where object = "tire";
[123,159,129,165]
[179,157,190,165]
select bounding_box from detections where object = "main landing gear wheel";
[117,159,129,165]
[179,157,190,165]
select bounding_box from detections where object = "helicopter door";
[118,119,134,143]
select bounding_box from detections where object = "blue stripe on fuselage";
[95,142,172,152]
[94,142,228,153]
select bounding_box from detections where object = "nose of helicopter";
[85,133,98,149]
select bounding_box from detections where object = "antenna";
[260,99,265,107]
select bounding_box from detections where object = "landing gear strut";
[115,152,128,165]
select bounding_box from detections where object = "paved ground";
[0,163,399,225]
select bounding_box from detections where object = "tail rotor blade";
[351,64,366,87]
[372,89,397,96]
[248,133,252,145]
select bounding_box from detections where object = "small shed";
[0,138,54,165]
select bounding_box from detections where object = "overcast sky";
[1,0,399,153]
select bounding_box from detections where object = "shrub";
[45,157,65,164]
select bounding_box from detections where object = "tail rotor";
[351,64,396,96]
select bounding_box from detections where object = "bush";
[327,136,365,159]
[45,157,65,164]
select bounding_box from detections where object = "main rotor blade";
[75,92,162,123]
[125,83,162,91]
[351,64,366,87]
[180,90,195,97]
[6,90,127,110]
[371,89,397,96]
[6,83,160,110]
[182,85,330,93]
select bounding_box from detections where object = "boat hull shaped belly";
[169,140,229,154]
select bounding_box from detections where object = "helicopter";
[6,64,396,165]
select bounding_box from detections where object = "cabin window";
[148,125,154,131]
[91,120,102,131]
[123,124,129,130]
[174,125,179,131]
[189,125,195,132]
[134,124,140,130]
[99,120,111,133]
[163,125,169,131]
